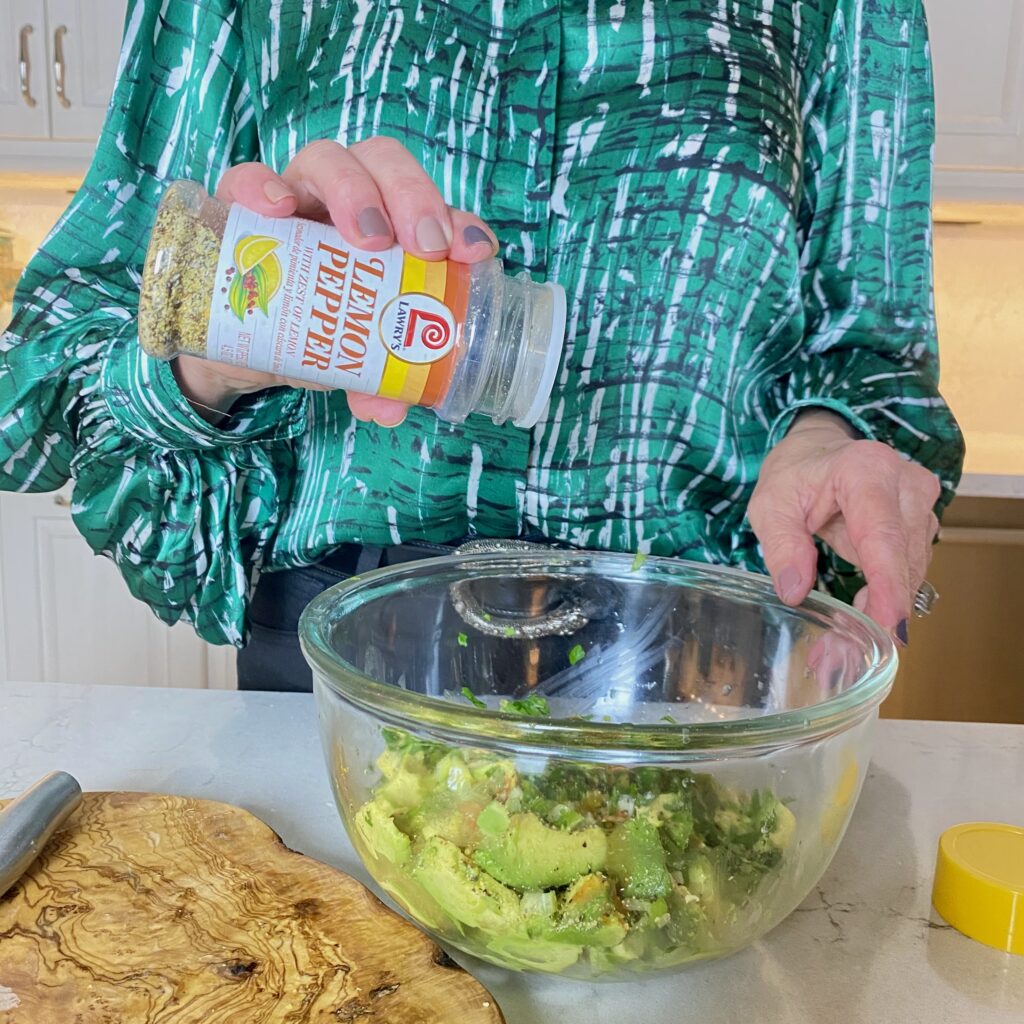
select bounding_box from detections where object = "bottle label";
[206,204,467,406]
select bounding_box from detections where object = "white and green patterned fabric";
[0,0,964,645]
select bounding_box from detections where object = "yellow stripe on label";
[377,255,450,402]
[378,356,430,402]
[401,253,428,294]
[377,354,409,400]
[421,258,448,300]
[401,253,448,299]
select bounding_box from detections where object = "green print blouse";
[0,0,964,646]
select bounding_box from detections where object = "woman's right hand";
[173,137,499,426]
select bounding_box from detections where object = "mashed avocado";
[351,725,795,975]
[474,812,608,889]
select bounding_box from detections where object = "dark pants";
[236,541,459,692]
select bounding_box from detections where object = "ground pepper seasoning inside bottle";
[138,180,567,428]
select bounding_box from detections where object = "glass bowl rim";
[299,550,897,758]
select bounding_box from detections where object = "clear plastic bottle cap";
[512,282,567,429]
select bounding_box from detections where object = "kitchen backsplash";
[0,172,81,329]
[931,201,1024,478]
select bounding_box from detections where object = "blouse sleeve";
[767,0,965,512]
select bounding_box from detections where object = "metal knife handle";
[0,772,82,897]
[19,25,38,109]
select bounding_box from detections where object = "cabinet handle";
[18,25,37,108]
[53,25,71,109]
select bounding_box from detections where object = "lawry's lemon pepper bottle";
[138,180,567,428]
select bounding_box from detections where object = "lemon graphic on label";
[229,234,283,321]
[234,234,279,273]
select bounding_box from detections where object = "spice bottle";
[138,180,566,428]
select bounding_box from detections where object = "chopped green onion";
[503,625,515,638]
[631,551,648,572]
[660,714,677,724]
[460,686,486,709]
[499,693,551,717]
[568,644,586,665]
[457,632,468,648]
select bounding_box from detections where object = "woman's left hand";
[747,409,942,640]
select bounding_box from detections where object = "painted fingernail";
[463,225,494,249]
[263,180,294,204]
[895,619,909,646]
[416,216,449,252]
[371,413,408,428]
[357,207,390,239]
[778,567,802,604]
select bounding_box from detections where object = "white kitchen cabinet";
[0,488,237,688]
[930,0,1024,200]
[44,0,127,141]
[0,1,51,141]
[0,0,127,169]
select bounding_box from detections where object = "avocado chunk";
[411,835,522,933]
[473,812,607,890]
[607,817,672,901]
[767,799,796,850]
[354,799,411,866]
[476,801,511,838]
[432,751,481,799]
[661,799,695,853]
[485,933,582,972]
[374,734,438,812]
[664,883,708,950]
[520,888,558,922]
[467,753,518,798]
[375,767,429,814]
[417,805,480,849]
[682,850,717,903]
[543,873,628,947]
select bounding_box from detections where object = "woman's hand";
[747,409,942,639]
[173,137,498,425]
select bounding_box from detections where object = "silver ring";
[913,580,939,617]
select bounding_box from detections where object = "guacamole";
[352,722,796,975]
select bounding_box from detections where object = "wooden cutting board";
[0,792,504,1023]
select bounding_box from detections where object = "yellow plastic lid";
[932,822,1024,955]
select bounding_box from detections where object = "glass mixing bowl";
[300,550,896,981]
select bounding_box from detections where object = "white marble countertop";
[1,681,1022,1023]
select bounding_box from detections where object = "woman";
[0,0,963,690]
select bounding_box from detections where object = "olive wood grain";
[0,791,504,1023]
